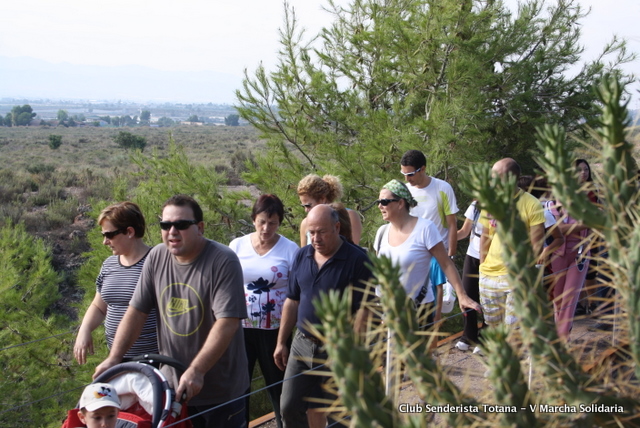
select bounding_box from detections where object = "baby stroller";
[62,354,192,428]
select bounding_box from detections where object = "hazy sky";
[1,0,638,106]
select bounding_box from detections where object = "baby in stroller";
[77,383,121,428]
[62,355,191,428]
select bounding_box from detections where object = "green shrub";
[114,131,147,151]
[0,222,90,427]
[48,134,62,150]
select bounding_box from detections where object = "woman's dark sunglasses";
[101,228,126,239]
[376,198,400,206]
[159,220,198,231]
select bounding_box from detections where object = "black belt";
[299,332,323,345]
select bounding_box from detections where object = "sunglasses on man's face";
[400,167,422,177]
[101,229,126,240]
[159,220,198,231]
[376,198,400,206]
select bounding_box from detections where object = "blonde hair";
[297,174,343,202]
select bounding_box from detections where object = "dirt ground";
[252,315,620,427]
[395,315,619,426]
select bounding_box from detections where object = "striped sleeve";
[97,255,158,357]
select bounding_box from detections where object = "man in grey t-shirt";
[94,195,249,428]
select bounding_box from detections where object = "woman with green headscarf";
[373,179,481,327]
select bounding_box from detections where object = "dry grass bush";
[0,125,261,176]
[0,204,23,225]
[0,167,95,232]
[0,125,263,234]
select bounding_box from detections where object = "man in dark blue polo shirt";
[274,204,372,428]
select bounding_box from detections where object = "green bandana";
[383,179,417,207]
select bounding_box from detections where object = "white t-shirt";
[541,202,558,250]
[543,207,556,229]
[374,217,443,304]
[463,202,483,260]
[408,177,459,250]
[229,234,299,329]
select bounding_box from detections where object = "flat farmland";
[0,125,262,175]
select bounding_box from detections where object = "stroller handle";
[130,353,189,376]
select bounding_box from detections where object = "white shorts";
[479,273,517,326]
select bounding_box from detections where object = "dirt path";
[397,315,616,417]
[253,315,618,427]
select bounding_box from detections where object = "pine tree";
[236,0,634,244]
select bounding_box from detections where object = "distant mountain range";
[0,56,243,104]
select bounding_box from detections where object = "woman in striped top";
[74,202,158,364]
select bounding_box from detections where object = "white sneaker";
[473,346,483,355]
[455,341,470,351]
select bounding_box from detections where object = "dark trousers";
[596,250,615,315]
[244,328,286,428]
[188,398,246,428]
[461,255,481,344]
[280,331,333,428]
[416,301,435,331]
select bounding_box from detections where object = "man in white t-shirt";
[400,150,459,321]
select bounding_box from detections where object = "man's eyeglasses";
[376,198,400,206]
[400,167,422,177]
[101,229,126,240]
[159,220,198,231]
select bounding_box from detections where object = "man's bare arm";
[529,223,545,260]
[274,298,298,371]
[446,213,458,256]
[479,229,491,264]
[354,307,372,333]
[176,317,241,401]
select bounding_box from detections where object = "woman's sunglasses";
[101,228,126,240]
[159,220,198,231]
[376,198,400,206]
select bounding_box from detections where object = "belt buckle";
[301,332,322,345]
